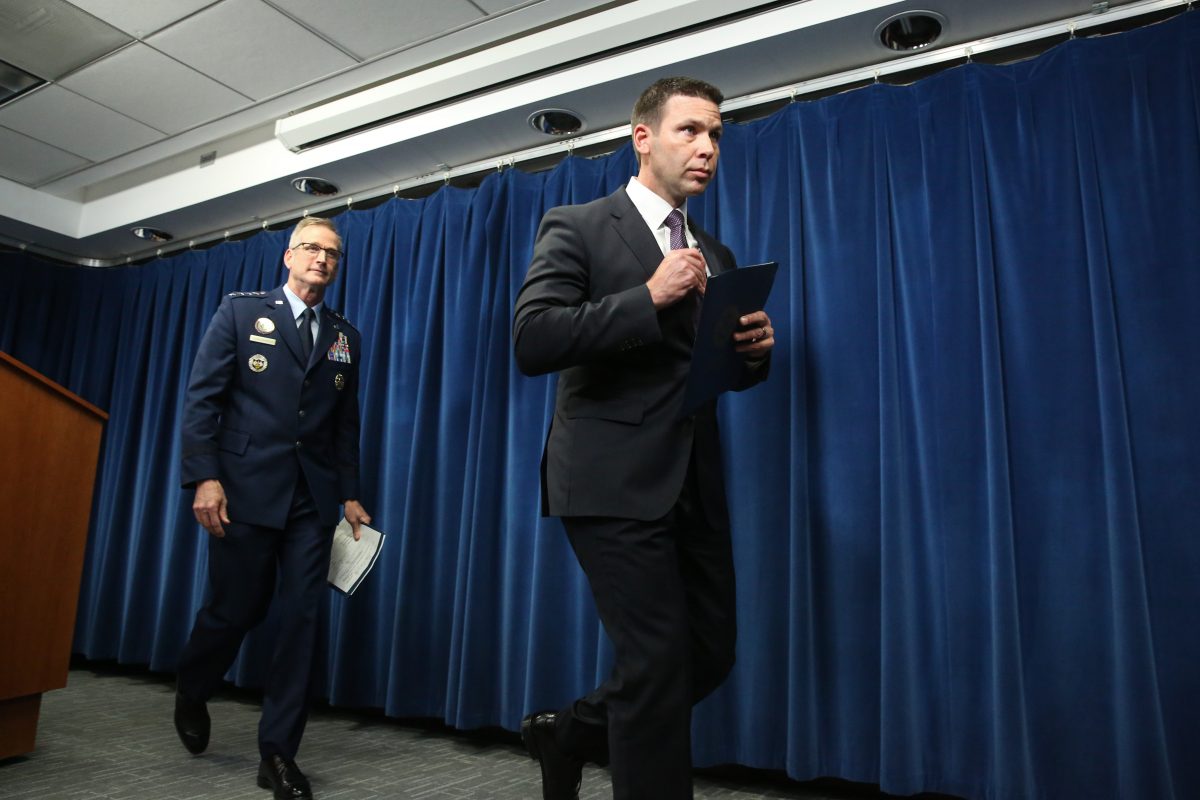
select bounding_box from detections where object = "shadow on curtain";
[2,12,1197,800]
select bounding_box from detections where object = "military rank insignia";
[327,331,351,363]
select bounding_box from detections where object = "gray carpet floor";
[0,666,954,799]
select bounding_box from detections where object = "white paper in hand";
[327,517,385,595]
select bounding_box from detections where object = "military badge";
[334,373,345,390]
[248,354,268,373]
[327,331,351,364]
[255,317,275,334]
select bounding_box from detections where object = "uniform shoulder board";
[227,290,268,298]
[325,307,359,333]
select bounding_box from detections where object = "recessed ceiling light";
[291,176,339,196]
[131,226,173,242]
[528,109,584,136]
[876,11,947,52]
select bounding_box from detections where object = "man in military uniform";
[174,216,370,800]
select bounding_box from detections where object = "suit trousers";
[176,473,333,760]
[556,446,737,800]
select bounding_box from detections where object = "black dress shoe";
[257,754,313,800]
[521,710,582,800]
[173,692,210,755]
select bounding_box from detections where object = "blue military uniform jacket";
[180,286,362,529]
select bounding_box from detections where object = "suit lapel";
[689,220,729,276]
[608,187,664,279]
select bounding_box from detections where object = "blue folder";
[680,261,778,417]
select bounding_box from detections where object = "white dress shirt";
[282,284,322,344]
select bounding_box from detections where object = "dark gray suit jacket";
[513,186,767,522]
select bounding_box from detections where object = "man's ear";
[632,122,652,156]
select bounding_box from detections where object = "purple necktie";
[665,209,686,250]
[664,209,700,333]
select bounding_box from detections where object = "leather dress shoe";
[521,710,582,800]
[173,692,210,755]
[257,754,313,800]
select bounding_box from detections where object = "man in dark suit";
[513,77,775,800]
[174,216,371,800]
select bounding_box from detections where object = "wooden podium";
[0,351,107,759]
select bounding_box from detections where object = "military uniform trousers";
[176,470,333,760]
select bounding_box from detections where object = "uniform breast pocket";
[217,428,250,455]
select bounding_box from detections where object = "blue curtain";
[3,12,1198,800]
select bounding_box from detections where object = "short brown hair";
[631,77,724,132]
[289,216,340,249]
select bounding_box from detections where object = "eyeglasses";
[292,242,342,262]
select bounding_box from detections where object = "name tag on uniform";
[250,334,277,346]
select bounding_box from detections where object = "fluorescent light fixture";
[274,0,903,151]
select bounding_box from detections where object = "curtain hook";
[345,196,354,210]
[965,46,973,63]
[874,70,880,84]
[1069,23,1076,39]
[393,184,401,198]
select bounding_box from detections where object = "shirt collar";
[626,176,687,235]
[282,284,323,321]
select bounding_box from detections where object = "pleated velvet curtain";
[2,13,1197,800]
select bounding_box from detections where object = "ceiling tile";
[0,85,165,162]
[470,0,527,13]
[0,0,131,80]
[279,0,483,60]
[149,0,357,100]
[0,126,90,185]
[66,0,220,38]
[61,44,250,134]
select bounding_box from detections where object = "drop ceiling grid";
[0,126,90,185]
[63,0,223,39]
[147,0,359,100]
[59,43,253,135]
[0,84,165,162]
[272,0,489,60]
[0,0,131,79]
